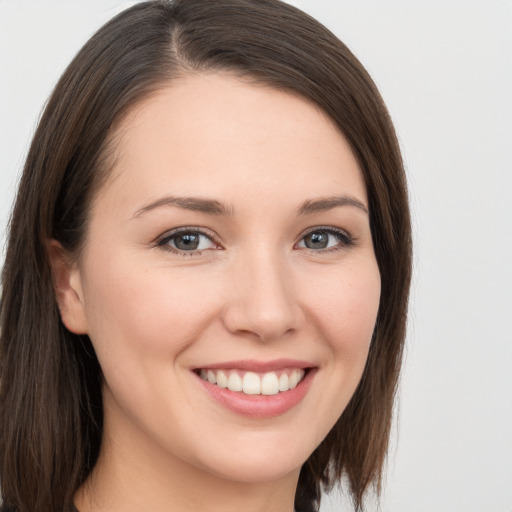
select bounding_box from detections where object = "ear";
[46,240,89,335]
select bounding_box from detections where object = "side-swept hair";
[0,2,412,511]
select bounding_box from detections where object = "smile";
[193,360,316,418]
[198,368,306,395]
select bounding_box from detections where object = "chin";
[202,455,304,484]
[186,429,317,484]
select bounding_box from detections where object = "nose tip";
[222,260,303,342]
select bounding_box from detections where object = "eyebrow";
[132,196,232,218]
[297,195,368,215]
[132,193,368,219]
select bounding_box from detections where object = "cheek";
[306,259,381,361]
[80,251,221,376]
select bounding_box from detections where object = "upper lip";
[194,359,315,372]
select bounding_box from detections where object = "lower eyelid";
[297,228,353,247]
[155,227,354,254]
[156,229,219,251]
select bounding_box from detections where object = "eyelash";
[297,226,354,253]
[156,227,221,256]
[155,226,354,256]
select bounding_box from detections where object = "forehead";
[96,73,366,212]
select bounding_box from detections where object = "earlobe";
[46,239,89,335]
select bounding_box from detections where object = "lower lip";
[195,369,316,419]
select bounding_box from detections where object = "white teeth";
[243,372,261,394]
[289,369,304,389]
[227,372,243,392]
[261,372,279,395]
[216,370,228,388]
[207,370,217,384]
[199,368,306,395]
[278,373,290,392]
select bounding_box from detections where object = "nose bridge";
[223,243,302,341]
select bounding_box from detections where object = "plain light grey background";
[1,1,511,511]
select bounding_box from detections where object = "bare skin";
[49,73,380,512]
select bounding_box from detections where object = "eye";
[296,227,353,251]
[157,228,218,254]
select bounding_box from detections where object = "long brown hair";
[0,1,412,511]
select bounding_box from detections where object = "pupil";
[176,233,199,250]
[305,232,328,249]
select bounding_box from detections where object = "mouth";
[192,360,316,418]
[195,367,308,396]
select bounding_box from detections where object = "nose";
[222,250,304,342]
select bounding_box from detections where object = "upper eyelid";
[300,225,349,234]
[154,225,353,249]
[156,226,219,243]
[298,225,352,240]
[295,226,355,251]
[154,227,223,255]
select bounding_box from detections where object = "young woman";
[0,1,411,512]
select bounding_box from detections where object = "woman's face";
[63,74,380,485]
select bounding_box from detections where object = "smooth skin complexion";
[49,73,381,512]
